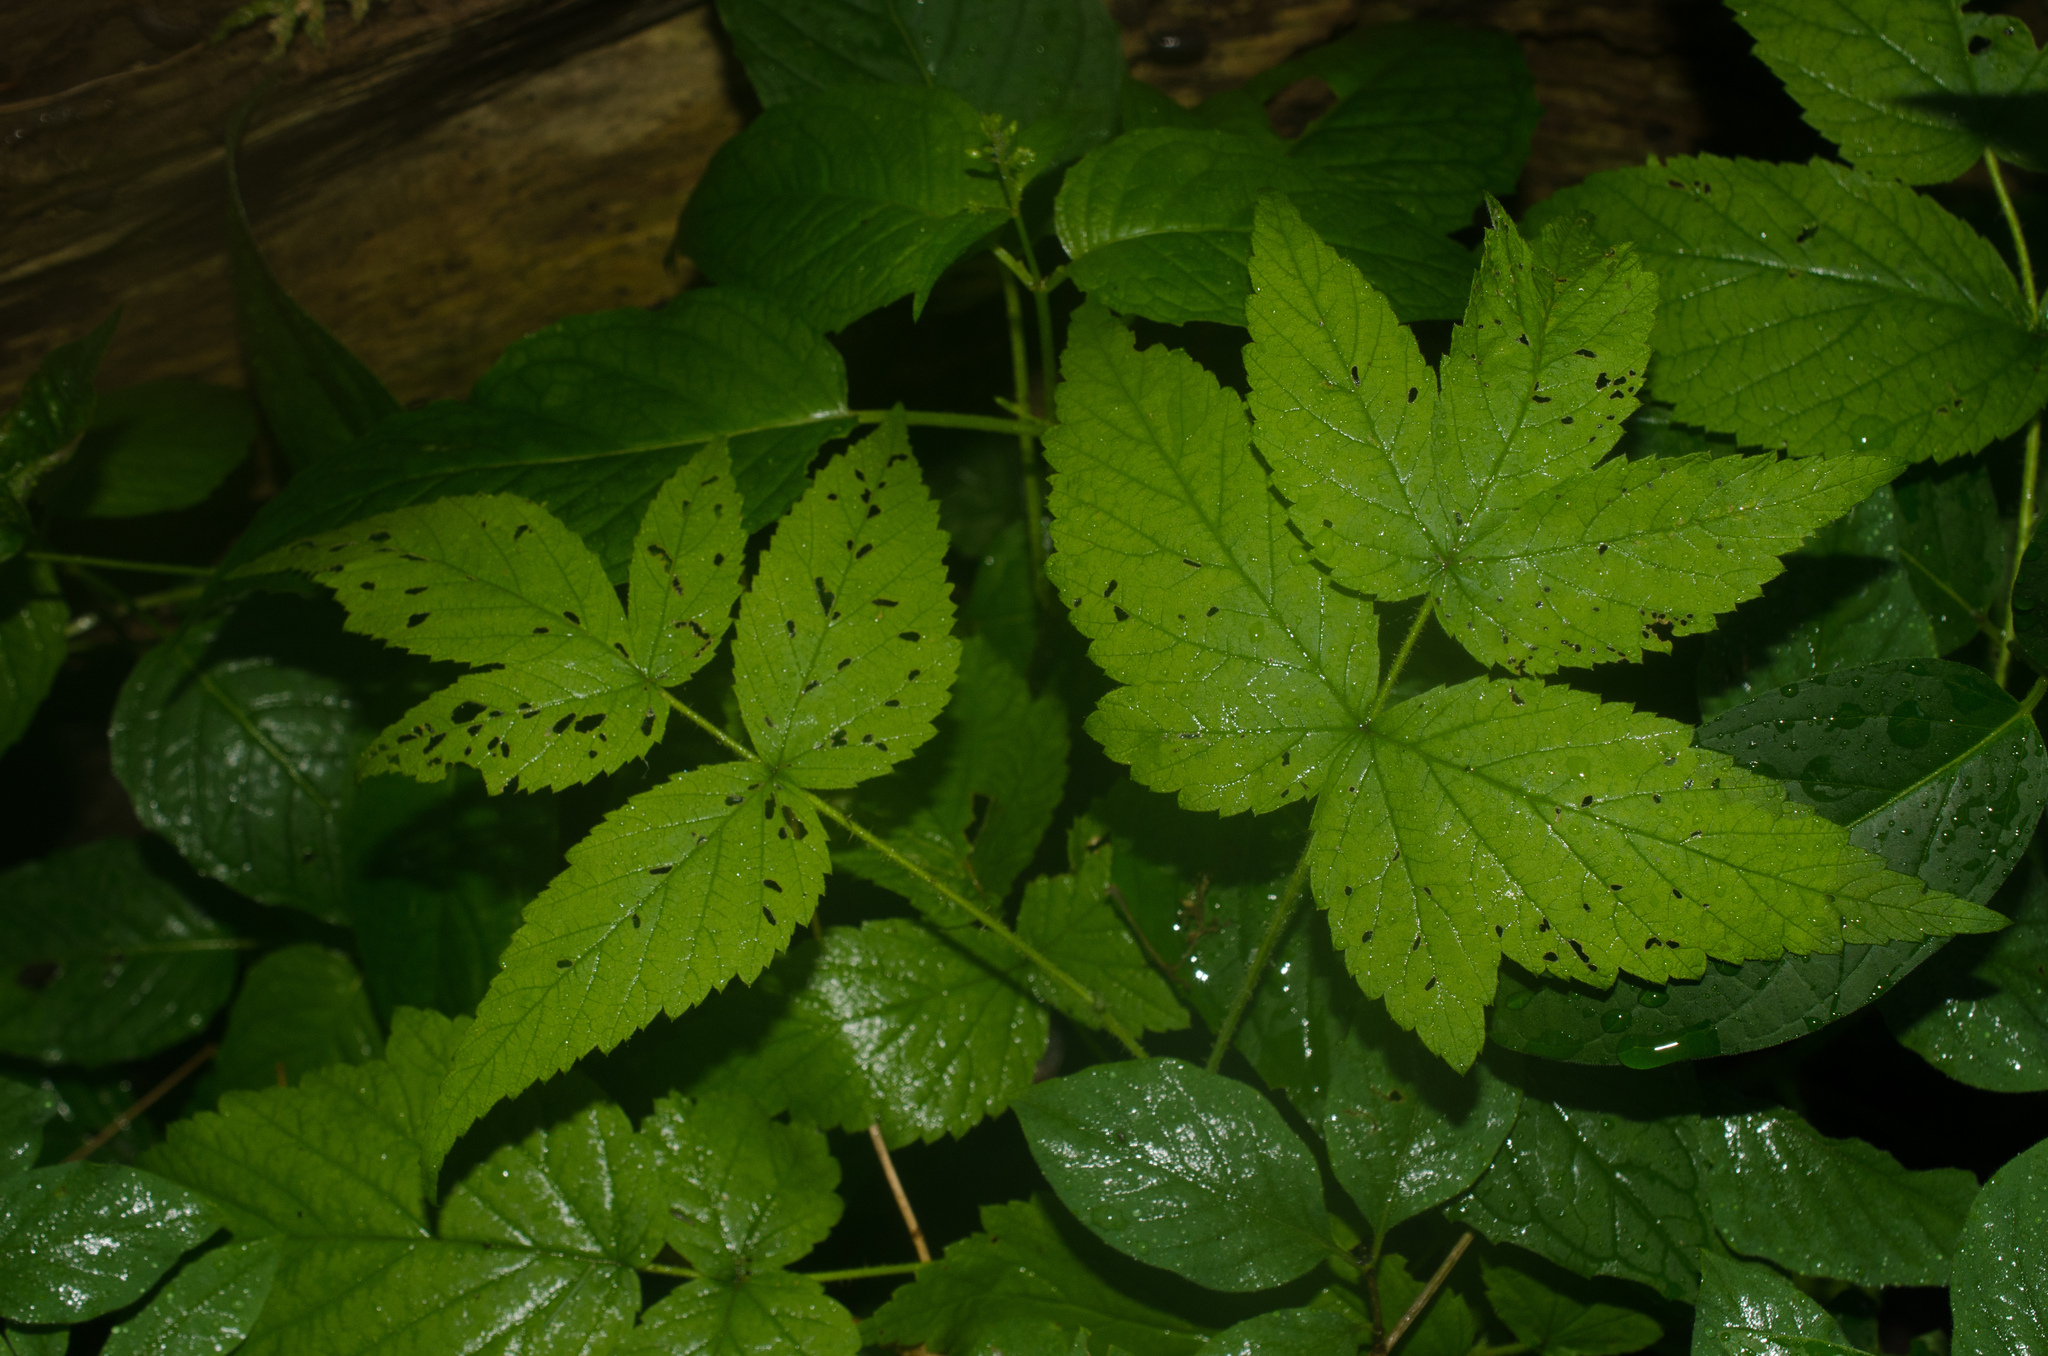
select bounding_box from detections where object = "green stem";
[1205,847,1311,1074]
[1373,1232,1474,1356]
[639,1263,700,1279]
[1896,546,1999,643]
[657,690,1148,1060]
[1986,149,2039,323]
[850,409,1045,438]
[1996,416,2043,688]
[28,551,215,578]
[1370,594,1437,720]
[639,1260,921,1283]
[1001,271,1052,598]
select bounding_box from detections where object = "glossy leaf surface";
[1480,1263,1662,1356]
[619,1272,859,1356]
[0,560,65,758]
[101,1238,280,1356]
[1889,861,2048,1091]
[642,1091,841,1278]
[0,1081,55,1180]
[1692,1252,1861,1356]
[1952,1136,2048,1356]
[0,1164,217,1324]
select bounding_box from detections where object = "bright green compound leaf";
[101,1238,280,1356]
[1055,129,1472,326]
[194,946,382,1105]
[619,1272,858,1356]
[1893,460,2003,654]
[0,560,64,759]
[226,289,850,577]
[642,1091,842,1278]
[1044,302,1377,817]
[1888,860,2048,1092]
[0,315,116,560]
[1015,1058,1333,1292]
[0,1163,218,1324]
[50,381,255,519]
[1701,1109,1976,1286]
[864,1197,1210,1356]
[736,418,960,789]
[1017,837,1188,1038]
[0,840,237,1068]
[434,763,829,1158]
[1452,1068,1709,1300]
[109,596,382,924]
[1480,1263,1662,1356]
[1553,155,2048,464]
[1698,485,1941,719]
[1732,0,2048,184]
[1693,1252,1861,1356]
[1952,1136,2048,1356]
[627,440,746,689]
[0,1081,54,1181]
[1200,1307,1358,1356]
[677,85,1009,333]
[1247,196,1892,676]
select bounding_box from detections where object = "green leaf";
[642,1091,842,1277]
[225,113,397,469]
[735,416,961,789]
[1016,837,1188,1037]
[1698,485,1941,720]
[677,86,1009,333]
[620,1272,859,1356]
[1247,195,1892,676]
[0,1324,66,1356]
[1552,155,2048,463]
[225,289,851,578]
[0,1080,56,1181]
[964,521,1038,673]
[0,560,65,758]
[1055,130,1472,326]
[1731,0,2048,184]
[1893,459,2004,654]
[101,1238,281,1356]
[434,762,829,1158]
[1200,1307,1358,1356]
[1953,1136,2048,1356]
[2011,529,2048,677]
[863,1197,1210,1356]
[1479,1262,1662,1356]
[628,440,746,689]
[0,840,237,1068]
[1451,1068,1709,1300]
[48,382,255,519]
[109,597,382,923]
[1701,1108,1977,1286]
[1015,1058,1333,1292]
[0,1164,218,1324]
[0,315,116,559]
[193,946,382,1105]
[1693,1253,1861,1356]
[353,875,527,1021]
[1044,303,1378,816]
[1379,1253,1479,1356]
[1888,859,2048,1092]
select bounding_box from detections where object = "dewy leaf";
[0,315,116,560]
[1045,303,1377,816]
[627,440,745,689]
[101,1237,281,1356]
[50,381,256,519]
[1201,1307,1359,1356]
[735,415,960,789]
[2011,531,2048,676]
[1893,458,2004,654]
[0,560,65,758]
[1451,1067,1709,1300]
[1732,0,2048,184]
[252,491,673,793]
[1247,196,1892,676]
[0,1080,56,1181]
[435,762,829,1157]
[0,1163,218,1324]
[1952,1136,2048,1356]
[1888,859,2048,1093]
[642,1091,842,1278]
[677,85,1009,333]
[0,839,237,1068]
[619,1272,859,1356]
[226,289,851,578]
[1553,155,2048,463]
[1479,1262,1663,1356]
[1693,1252,1861,1356]
[1702,1109,1977,1286]
[1014,1058,1333,1292]
[1055,129,1472,326]
[1016,836,1189,1037]
[195,945,382,1104]
[864,1196,1211,1356]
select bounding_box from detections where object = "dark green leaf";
[2011,529,2048,677]
[0,840,237,1068]
[677,86,1009,333]
[1552,155,2048,463]
[37,1074,162,1168]
[1200,1307,1358,1356]
[1479,1262,1662,1356]
[0,1323,65,1355]
[619,1272,859,1356]
[0,315,116,559]
[1893,459,2003,654]
[1017,837,1188,1037]
[1703,1109,1977,1285]
[864,1197,1210,1356]
[353,875,527,1020]
[101,1238,280,1356]
[192,946,382,1105]
[642,1091,842,1278]
[1015,1059,1332,1292]
[0,560,65,759]
[1692,1252,1860,1356]
[1888,860,2048,1092]
[0,1164,217,1324]
[48,382,255,519]
[1952,1136,2048,1356]
[0,1081,56,1181]
[1379,1253,1479,1356]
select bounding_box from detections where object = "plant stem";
[639,1263,700,1278]
[1986,149,2039,324]
[1001,270,1052,596]
[1896,546,1999,643]
[1374,1231,1474,1356]
[868,1123,931,1263]
[657,690,1149,1059]
[27,551,215,578]
[1996,416,2044,688]
[804,1262,926,1282]
[849,409,1045,438]
[64,1042,218,1162]
[1371,594,1437,720]
[1205,846,1311,1074]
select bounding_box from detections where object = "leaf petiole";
[849,408,1047,438]
[1205,846,1311,1074]
[1373,1231,1474,1356]
[27,551,216,578]
[1370,593,1438,720]
[1985,150,2038,325]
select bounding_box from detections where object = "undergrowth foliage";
[2,2,2047,1355]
